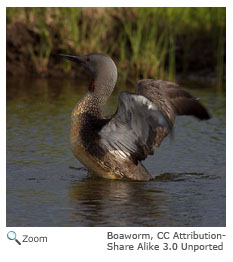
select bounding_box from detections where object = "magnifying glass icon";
[7,231,21,245]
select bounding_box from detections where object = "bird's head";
[59,53,117,83]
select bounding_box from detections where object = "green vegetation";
[6,7,225,88]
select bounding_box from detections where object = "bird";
[60,53,210,181]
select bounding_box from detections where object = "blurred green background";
[6,7,226,89]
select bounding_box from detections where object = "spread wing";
[136,79,210,120]
[98,92,171,164]
[164,87,210,120]
[136,79,211,147]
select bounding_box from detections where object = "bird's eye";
[87,58,90,62]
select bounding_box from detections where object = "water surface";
[6,77,226,226]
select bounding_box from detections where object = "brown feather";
[165,87,210,120]
[136,79,211,148]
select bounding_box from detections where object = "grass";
[6,7,225,89]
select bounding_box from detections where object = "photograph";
[6,7,226,227]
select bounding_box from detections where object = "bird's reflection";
[67,171,211,226]
[68,174,169,226]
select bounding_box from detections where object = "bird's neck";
[72,74,117,121]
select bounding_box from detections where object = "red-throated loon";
[60,53,210,181]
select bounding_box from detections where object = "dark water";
[6,77,226,227]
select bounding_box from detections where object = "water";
[6,77,226,227]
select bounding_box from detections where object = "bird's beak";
[59,54,85,65]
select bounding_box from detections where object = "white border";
[1,1,231,261]
[4,0,228,8]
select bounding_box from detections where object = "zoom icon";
[7,231,21,245]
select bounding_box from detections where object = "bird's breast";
[70,114,121,179]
